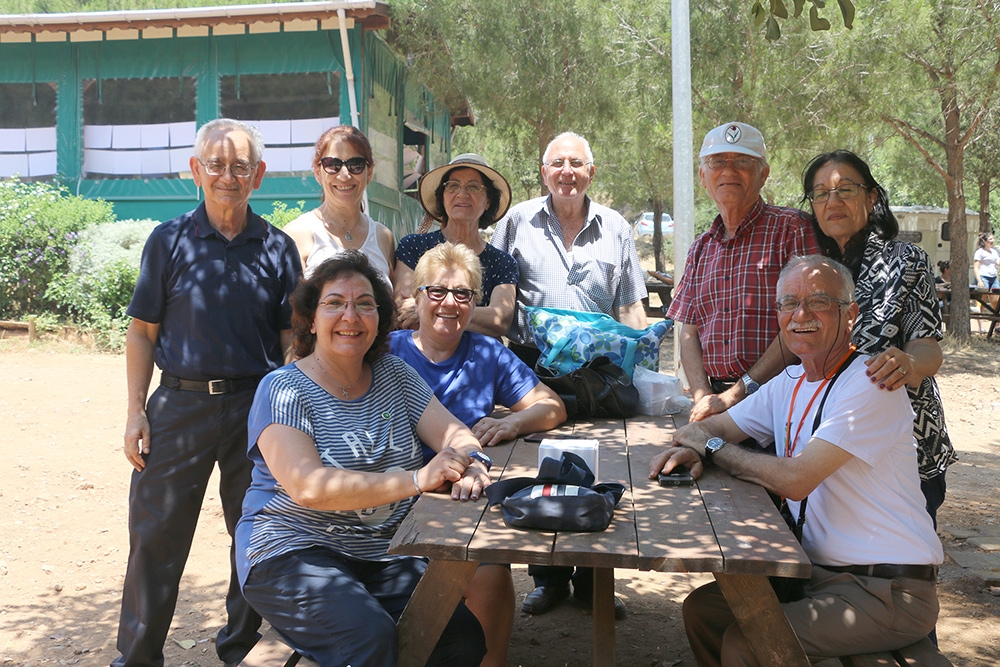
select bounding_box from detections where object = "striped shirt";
[490,195,648,346]
[667,199,819,379]
[235,355,433,586]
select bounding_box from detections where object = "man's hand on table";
[690,392,732,422]
[649,446,704,481]
[471,417,517,448]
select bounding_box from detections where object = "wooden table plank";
[388,440,519,560]
[715,573,810,667]
[551,420,639,570]
[592,567,616,666]
[396,560,480,667]
[467,437,558,565]
[626,417,726,572]
[697,466,812,578]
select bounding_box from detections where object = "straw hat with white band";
[417,153,512,229]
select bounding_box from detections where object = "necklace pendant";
[342,387,350,399]
[345,231,353,241]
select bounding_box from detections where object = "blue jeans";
[243,547,486,667]
[980,275,999,289]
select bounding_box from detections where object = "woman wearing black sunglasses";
[284,125,395,284]
[393,153,518,337]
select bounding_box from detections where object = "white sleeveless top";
[299,209,393,284]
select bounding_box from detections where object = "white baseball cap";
[699,122,766,160]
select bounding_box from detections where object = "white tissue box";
[538,438,599,479]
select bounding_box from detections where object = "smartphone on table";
[657,465,694,487]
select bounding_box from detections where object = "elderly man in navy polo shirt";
[113,118,302,667]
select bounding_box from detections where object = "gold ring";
[896,367,906,377]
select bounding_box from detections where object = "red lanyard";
[783,345,857,458]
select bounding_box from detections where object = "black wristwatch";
[704,437,727,463]
[469,451,493,472]
[741,372,760,396]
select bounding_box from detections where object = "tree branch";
[882,116,948,180]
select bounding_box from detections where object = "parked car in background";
[634,211,674,235]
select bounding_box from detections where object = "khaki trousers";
[683,566,939,667]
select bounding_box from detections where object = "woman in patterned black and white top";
[802,150,957,525]
[235,251,488,667]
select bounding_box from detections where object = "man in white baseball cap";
[666,122,819,423]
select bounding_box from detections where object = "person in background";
[394,154,518,337]
[283,125,395,284]
[935,260,951,321]
[666,121,819,423]
[652,255,942,667]
[973,232,999,319]
[237,252,488,667]
[974,232,999,291]
[490,131,646,618]
[389,242,566,667]
[114,118,301,667]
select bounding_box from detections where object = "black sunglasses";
[320,156,368,175]
[418,285,477,304]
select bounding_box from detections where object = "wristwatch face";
[470,451,493,471]
[742,373,760,395]
[705,437,726,461]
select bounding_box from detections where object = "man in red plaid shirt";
[667,122,819,422]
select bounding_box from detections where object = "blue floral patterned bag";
[525,306,672,377]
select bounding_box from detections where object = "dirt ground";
[1,331,999,667]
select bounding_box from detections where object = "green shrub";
[263,200,307,229]
[45,218,158,350]
[0,178,116,318]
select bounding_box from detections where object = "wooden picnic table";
[388,414,813,667]
[642,278,673,318]
[940,286,1000,338]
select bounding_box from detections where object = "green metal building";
[0,1,467,234]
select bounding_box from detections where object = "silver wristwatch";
[741,372,760,395]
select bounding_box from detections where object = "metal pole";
[671,0,694,379]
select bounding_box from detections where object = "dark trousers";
[921,472,946,530]
[113,386,262,667]
[528,564,597,598]
[244,548,486,667]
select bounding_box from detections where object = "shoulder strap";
[810,349,861,432]
[484,451,596,507]
[796,349,861,532]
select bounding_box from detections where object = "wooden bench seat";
[840,637,953,667]
[238,627,320,667]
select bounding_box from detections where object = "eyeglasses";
[318,298,379,315]
[442,181,485,196]
[545,158,591,169]
[807,182,867,203]
[197,159,256,178]
[703,156,759,171]
[320,157,369,175]
[418,285,477,304]
[775,294,851,313]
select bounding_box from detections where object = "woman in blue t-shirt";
[390,242,566,667]
[237,251,489,667]
[393,154,519,338]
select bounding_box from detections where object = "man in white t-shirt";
[650,255,942,666]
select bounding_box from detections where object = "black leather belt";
[820,564,938,581]
[710,378,738,394]
[160,372,263,395]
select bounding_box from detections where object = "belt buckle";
[207,379,228,395]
